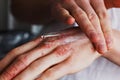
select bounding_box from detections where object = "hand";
[0,27,100,80]
[51,0,113,53]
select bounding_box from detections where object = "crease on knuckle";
[0,72,10,80]
[88,13,97,21]
[16,55,28,67]
[1,69,14,80]
[2,56,28,79]
[73,9,85,18]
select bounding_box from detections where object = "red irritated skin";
[0,28,88,80]
[0,27,120,80]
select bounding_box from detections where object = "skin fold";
[0,27,120,80]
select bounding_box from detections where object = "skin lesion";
[54,44,72,56]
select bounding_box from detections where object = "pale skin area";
[11,0,120,53]
[0,27,120,80]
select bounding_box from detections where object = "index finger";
[62,0,107,53]
[91,0,114,50]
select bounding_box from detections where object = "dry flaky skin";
[0,27,100,80]
[0,27,120,80]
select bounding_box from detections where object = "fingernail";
[98,44,107,54]
[66,17,75,25]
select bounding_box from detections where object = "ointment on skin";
[42,28,87,46]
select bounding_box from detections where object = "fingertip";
[89,32,108,54]
[66,17,75,25]
[97,43,108,54]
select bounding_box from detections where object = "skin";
[51,0,113,54]
[0,0,120,80]
[11,0,120,54]
[0,27,120,80]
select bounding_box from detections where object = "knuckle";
[73,9,85,17]
[55,45,71,56]
[84,23,93,30]
[16,55,28,66]
[0,73,10,80]
[98,11,108,19]
[1,70,13,80]
[88,13,97,21]
[0,55,28,80]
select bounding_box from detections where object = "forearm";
[11,0,52,24]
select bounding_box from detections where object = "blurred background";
[0,0,32,31]
[0,0,70,59]
[0,0,35,58]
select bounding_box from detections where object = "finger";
[76,0,107,53]
[91,0,113,50]
[36,60,70,80]
[62,0,106,53]
[0,39,61,80]
[13,44,72,80]
[0,37,43,73]
[52,3,75,25]
[0,33,80,80]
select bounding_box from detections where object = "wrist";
[103,29,120,65]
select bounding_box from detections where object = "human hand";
[51,0,113,53]
[0,27,100,80]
